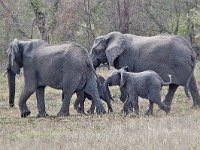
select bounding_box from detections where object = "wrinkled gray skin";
[90,31,199,110]
[73,75,113,114]
[105,67,172,115]
[6,39,105,117]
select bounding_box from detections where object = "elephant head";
[90,32,127,69]
[7,39,23,74]
[6,39,47,107]
[6,39,24,107]
[104,66,129,87]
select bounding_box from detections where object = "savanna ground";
[0,65,200,150]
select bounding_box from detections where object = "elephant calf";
[73,75,113,114]
[105,66,172,115]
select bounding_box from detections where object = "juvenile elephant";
[104,67,172,115]
[73,75,113,114]
[90,31,199,110]
[6,39,105,117]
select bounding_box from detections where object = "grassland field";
[0,64,200,150]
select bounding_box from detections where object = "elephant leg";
[36,86,48,117]
[157,101,170,114]
[149,89,170,114]
[145,100,154,116]
[189,75,200,108]
[131,97,139,115]
[102,97,113,113]
[123,95,130,115]
[19,88,35,117]
[106,102,113,113]
[163,84,179,107]
[83,78,105,114]
[74,91,85,114]
[57,90,73,117]
[123,94,139,115]
[87,101,95,114]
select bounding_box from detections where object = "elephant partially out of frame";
[90,31,200,110]
[6,39,105,117]
[73,75,113,114]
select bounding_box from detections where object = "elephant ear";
[120,71,127,88]
[7,39,21,74]
[105,32,127,67]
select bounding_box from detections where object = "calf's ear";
[120,71,127,88]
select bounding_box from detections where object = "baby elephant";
[104,66,172,115]
[74,75,113,114]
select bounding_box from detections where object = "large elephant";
[90,31,200,109]
[6,39,105,117]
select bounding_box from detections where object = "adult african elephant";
[6,39,105,117]
[90,31,200,109]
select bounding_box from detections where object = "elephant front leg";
[122,96,131,115]
[36,86,48,117]
[19,88,35,117]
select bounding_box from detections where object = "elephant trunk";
[102,82,113,112]
[7,69,16,107]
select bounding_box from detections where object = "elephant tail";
[184,55,196,98]
[162,74,172,86]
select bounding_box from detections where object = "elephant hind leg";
[163,84,179,107]
[149,91,170,114]
[58,78,81,117]
[57,89,74,117]
[83,77,105,114]
[189,75,200,108]
[74,91,85,114]
[145,101,154,116]
[36,86,48,117]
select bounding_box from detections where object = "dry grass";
[0,65,200,150]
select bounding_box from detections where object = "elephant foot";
[96,106,106,115]
[9,103,14,108]
[190,104,199,109]
[57,112,70,117]
[145,110,153,116]
[164,106,171,114]
[87,108,95,114]
[76,106,85,114]
[122,108,129,115]
[108,106,113,113]
[21,110,31,118]
[36,112,49,118]
[128,106,133,112]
